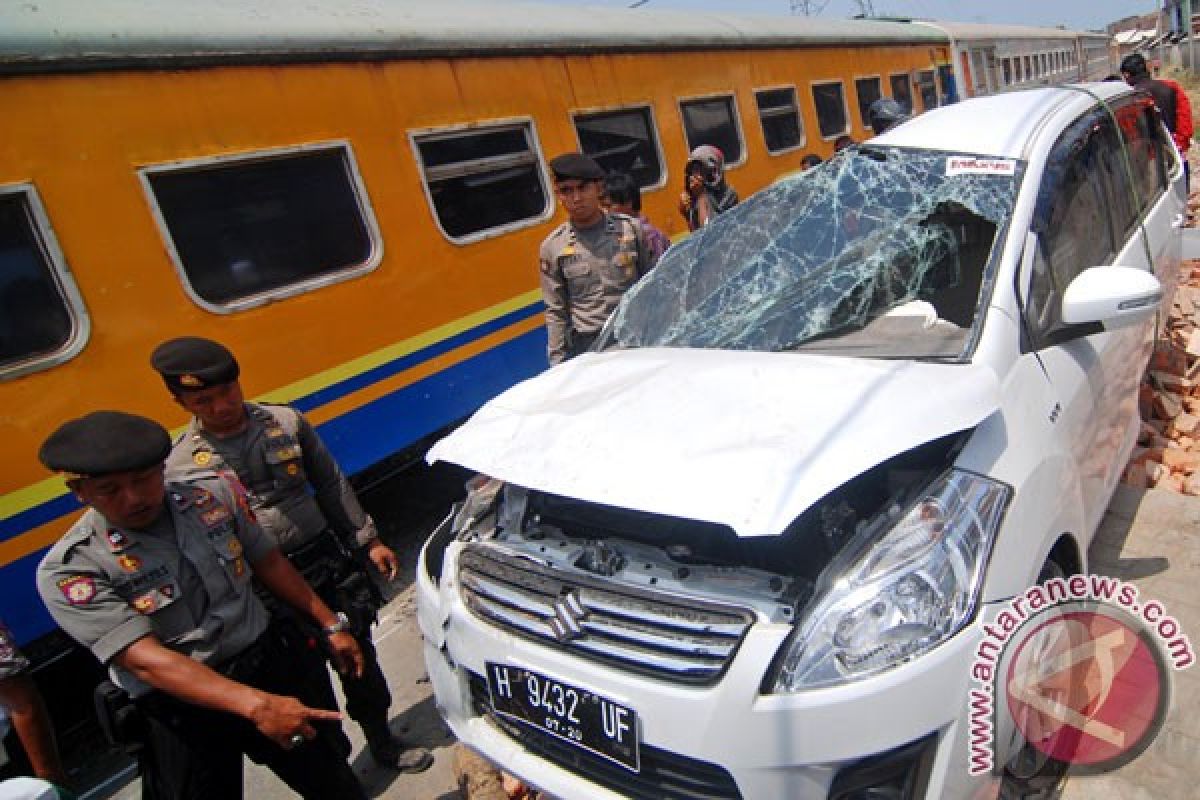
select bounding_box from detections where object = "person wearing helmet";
[678,145,739,231]
[867,97,910,136]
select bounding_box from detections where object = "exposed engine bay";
[445,430,970,623]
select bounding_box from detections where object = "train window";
[915,70,937,111]
[1001,59,1012,86]
[0,185,88,378]
[854,77,882,129]
[413,120,550,244]
[889,73,913,114]
[811,81,849,139]
[936,65,957,104]
[754,86,805,154]
[144,144,379,311]
[573,106,665,189]
[680,95,745,165]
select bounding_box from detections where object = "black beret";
[39,411,171,479]
[549,153,604,182]
[150,336,240,393]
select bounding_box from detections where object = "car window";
[598,147,1023,359]
[1027,111,1119,347]
[1117,102,1169,212]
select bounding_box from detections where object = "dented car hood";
[428,348,1000,538]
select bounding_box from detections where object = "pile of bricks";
[1124,258,1200,494]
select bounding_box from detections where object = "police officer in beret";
[539,152,655,365]
[149,336,432,773]
[35,411,365,799]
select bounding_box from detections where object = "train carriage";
[917,21,1115,98]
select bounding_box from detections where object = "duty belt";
[286,530,354,584]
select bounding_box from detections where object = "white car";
[417,83,1183,800]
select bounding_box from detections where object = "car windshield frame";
[597,145,1027,362]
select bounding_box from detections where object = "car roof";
[873,83,1134,159]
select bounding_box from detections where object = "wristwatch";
[323,611,351,636]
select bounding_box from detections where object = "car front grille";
[458,545,755,685]
[468,671,743,800]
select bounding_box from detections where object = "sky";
[523,0,1157,32]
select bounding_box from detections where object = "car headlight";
[768,469,1010,691]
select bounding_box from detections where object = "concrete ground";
[1061,485,1200,800]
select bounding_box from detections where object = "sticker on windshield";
[946,157,1016,177]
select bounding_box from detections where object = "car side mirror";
[1061,266,1163,330]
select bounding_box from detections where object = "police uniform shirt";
[164,403,377,554]
[538,212,654,365]
[36,477,274,697]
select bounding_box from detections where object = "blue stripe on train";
[2,326,548,643]
[292,302,544,414]
[0,304,546,543]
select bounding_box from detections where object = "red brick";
[1153,391,1185,420]
[1161,448,1200,472]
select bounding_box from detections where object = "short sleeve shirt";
[36,476,276,695]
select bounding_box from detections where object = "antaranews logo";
[967,574,1194,777]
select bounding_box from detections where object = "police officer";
[35,411,366,799]
[539,152,654,365]
[149,336,432,773]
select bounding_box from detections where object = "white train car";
[915,21,1115,98]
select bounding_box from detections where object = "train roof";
[914,20,1112,43]
[0,0,956,73]
[874,83,1133,159]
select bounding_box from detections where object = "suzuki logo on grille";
[550,590,588,642]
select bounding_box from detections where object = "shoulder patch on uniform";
[57,575,97,605]
[193,451,212,467]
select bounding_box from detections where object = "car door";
[1020,105,1157,535]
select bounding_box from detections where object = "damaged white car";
[417,83,1183,800]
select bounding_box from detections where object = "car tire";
[996,558,1071,800]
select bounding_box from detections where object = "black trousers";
[136,628,365,800]
[312,574,393,739]
[283,532,393,739]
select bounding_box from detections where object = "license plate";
[486,662,640,772]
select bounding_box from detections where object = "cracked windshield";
[599,147,1026,359]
